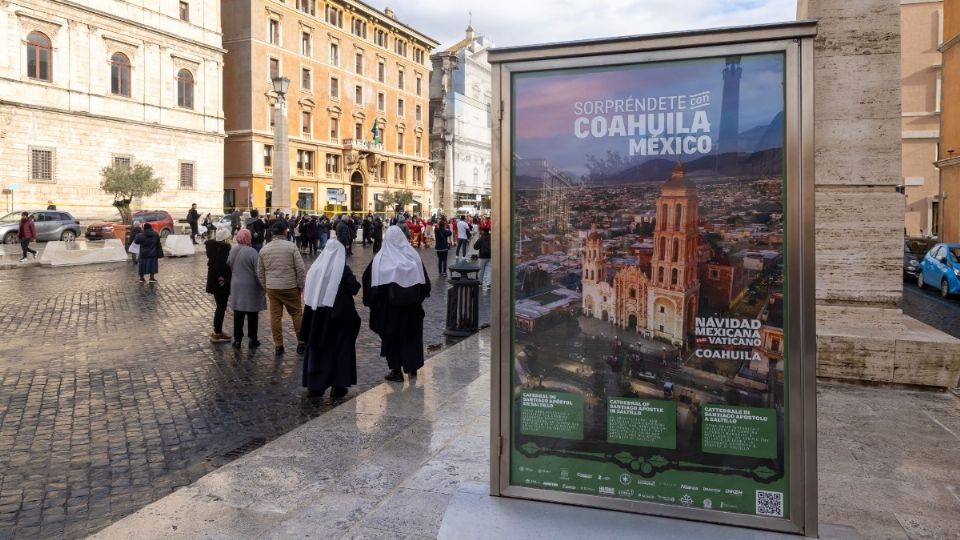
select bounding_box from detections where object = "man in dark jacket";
[318,216,331,249]
[336,215,354,255]
[303,216,319,255]
[187,203,200,244]
[474,228,492,291]
[246,209,267,251]
[18,212,37,262]
[371,216,383,253]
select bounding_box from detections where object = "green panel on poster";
[520,391,584,440]
[607,398,677,449]
[701,405,778,459]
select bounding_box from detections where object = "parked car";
[0,210,81,243]
[917,243,960,298]
[903,237,937,280]
[85,210,175,240]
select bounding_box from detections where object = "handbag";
[128,243,140,255]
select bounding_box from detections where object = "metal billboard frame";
[488,21,818,536]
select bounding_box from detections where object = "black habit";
[299,265,362,392]
[361,263,432,374]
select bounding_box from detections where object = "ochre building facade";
[901,0,942,237]
[222,0,437,216]
[938,0,960,242]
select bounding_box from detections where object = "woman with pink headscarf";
[227,228,267,348]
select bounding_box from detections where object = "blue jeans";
[318,232,329,249]
[477,258,491,288]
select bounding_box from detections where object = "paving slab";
[0,243,490,539]
[438,483,849,540]
[89,329,960,540]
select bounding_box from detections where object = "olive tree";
[381,189,415,214]
[99,163,163,224]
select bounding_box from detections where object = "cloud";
[388,1,798,49]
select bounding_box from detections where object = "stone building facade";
[429,25,493,215]
[221,0,437,216]
[901,0,943,237]
[0,0,225,220]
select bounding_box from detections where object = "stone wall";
[0,104,225,220]
[800,0,960,388]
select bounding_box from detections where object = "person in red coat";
[18,212,37,262]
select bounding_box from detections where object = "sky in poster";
[513,54,784,180]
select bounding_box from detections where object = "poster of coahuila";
[510,53,789,518]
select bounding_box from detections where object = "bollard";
[444,261,481,337]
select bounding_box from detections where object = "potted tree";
[99,162,163,242]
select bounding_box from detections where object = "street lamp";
[271,76,291,216]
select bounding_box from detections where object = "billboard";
[490,24,817,536]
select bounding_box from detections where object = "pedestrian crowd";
[187,207,493,399]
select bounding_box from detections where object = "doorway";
[351,171,364,212]
[351,185,363,212]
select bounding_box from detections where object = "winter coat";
[18,219,36,240]
[227,244,267,312]
[134,229,162,258]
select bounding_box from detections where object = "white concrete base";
[439,484,861,540]
[40,239,127,267]
[162,235,196,257]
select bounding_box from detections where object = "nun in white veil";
[299,237,361,398]
[362,225,432,382]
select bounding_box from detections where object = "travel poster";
[509,52,789,519]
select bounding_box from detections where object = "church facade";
[581,163,701,347]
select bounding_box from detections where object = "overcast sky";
[389,0,799,50]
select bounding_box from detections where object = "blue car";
[917,243,960,298]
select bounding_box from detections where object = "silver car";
[0,210,82,243]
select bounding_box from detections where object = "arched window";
[661,204,669,227]
[473,167,479,184]
[671,268,679,285]
[177,69,194,109]
[659,237,666,260]
[675,203,683,231]
[672,238,679,262]
[27,32,52,81]
[657,266,664,283]
[110,52,131,97]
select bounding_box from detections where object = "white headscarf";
[215,227,232,242]
[372,226,426,287]
[304,238,346,309]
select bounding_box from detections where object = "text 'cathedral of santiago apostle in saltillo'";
[581,162,700,347]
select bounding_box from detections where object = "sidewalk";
[91,331,492,540]
[0,243,45,269]
[91,331,960,539]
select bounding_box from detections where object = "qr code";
[756,490,784,517]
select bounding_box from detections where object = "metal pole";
[272,95,290,216]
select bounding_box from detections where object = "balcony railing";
[343,138,384,152]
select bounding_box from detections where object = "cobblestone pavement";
[0,239,491,539]
[901,280,960,340]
